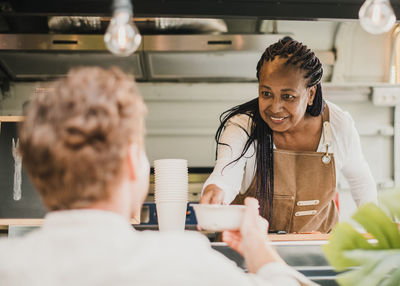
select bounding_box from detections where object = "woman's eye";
[261,91,272,97]
[282,94,295,100]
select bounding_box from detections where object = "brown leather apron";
[232,107,338,233]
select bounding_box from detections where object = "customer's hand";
[200,184,225,204]
[222,197,284,273]
[222,197,267,256]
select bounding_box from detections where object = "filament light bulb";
[359,0,396,34]
[104,10,141,56]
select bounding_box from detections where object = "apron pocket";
[270,194,295,233]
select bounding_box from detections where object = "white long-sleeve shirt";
[203,101,377,206]
[0,210,313,286]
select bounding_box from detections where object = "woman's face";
[258,57,316,133]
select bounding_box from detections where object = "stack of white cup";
[154,159,188,232]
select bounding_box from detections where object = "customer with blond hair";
[0,67,313,286]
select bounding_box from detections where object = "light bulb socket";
[112,0,133,13]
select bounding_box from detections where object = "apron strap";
[321,105,332,164]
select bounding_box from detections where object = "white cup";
[155,194,188,201]
[156,201,187,232]
[154,158,187,165]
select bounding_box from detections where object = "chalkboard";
[0,122,47,218]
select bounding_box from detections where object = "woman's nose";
[270,97,282,113]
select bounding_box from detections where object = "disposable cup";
[154,164,187,168]
[154,167,187,172]
[154,198,188,203]
[155,189,188,194]
[155,186,187,190]
[155,160,187,164]
[154,168,188,172]
[154,171,187,175]
[154,174,188,180]
[156,201,187,232]
[154,159,187,165]
[155,185,187,189]
[154,164,187,171]
[155,185,187,190]
[154,175,189,183]
[155,187,187,191]
[155,179,188,183]
[154,167,187,171]
[155,194,188,200]
[155,189,187,194]
[154,174,188,179]
[155,191,188,198]
[154,182,188,187]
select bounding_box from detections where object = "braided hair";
[215,37,324,221]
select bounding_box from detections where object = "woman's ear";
[308,85,317,105]
[127,143,139,181]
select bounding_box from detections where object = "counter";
[212,241,339,286]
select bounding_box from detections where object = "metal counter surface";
[211,241,340,286]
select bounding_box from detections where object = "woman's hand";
[222,197,285,273]
[200,184,225,204]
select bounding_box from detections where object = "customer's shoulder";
[0,236,24,251]
[137,230,211,250]
[0,236,30,267]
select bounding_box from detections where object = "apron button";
[322,154,331,164]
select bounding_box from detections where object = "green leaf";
[380,266,400,286]
[324,191,400,285]
[379,190,400,220]
[335,259,379,286]
[336,250,400,286]
[323,222,373,271]
[352,203,400,249]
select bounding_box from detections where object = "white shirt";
[0,210,313,286]
[203,101,377,206]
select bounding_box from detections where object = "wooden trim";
[268,234,330,241]
[0,217,140,226]
[0,116,25,122]
[0,219,44,226]
[268,232,374,241]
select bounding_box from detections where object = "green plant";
[323,190,400,286]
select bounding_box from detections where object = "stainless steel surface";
[8,225,38,238]
[0,52,144,80]
[211,241,339,286]
[0,33,333,64]
[144,34,286,52]
[0,34,334,81]
[0,34,143,51]
[0,34,144,80]
[144,34,335,65]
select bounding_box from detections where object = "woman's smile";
[268,115,289,124]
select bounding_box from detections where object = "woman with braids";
[200,38,377,234]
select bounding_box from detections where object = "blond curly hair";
[19,67,147,211]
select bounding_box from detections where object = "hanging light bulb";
[359,0,396,34]
[104,0,141,56]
